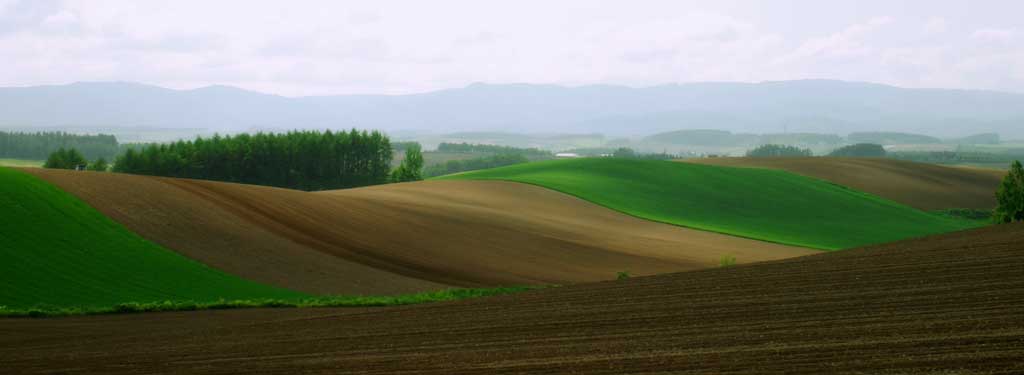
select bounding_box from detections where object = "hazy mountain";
[2,80,1023,138]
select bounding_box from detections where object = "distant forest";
[0,131,119,160]
[113,130,393,191]
[437,142,552,158]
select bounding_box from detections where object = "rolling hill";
[0,167,304,309]
[22,168,813,296]
[441,158,981,249]
[4,221,1021,374]
[686,157,1006,210]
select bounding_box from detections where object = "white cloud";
[0,1,1023,95]
[972,28,1017,42]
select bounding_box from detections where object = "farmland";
[442,158,980,249]
[0,167,304,310]
[21,168,814,296]
[3,221,1021,374]
[687,157,1006,210]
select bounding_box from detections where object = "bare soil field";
[22,169,812,295]
[3,222,1022,374]
[686,157,1005,210]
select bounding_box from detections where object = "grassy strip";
[0,286,537,318]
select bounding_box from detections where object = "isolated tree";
[43,148,88,170]
[87,158,109,171]
[993,160,1024,223]
[391,143,424,182]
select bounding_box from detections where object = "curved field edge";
[439,158,982,250]
[0,286,536,318]
[0,166,305,309]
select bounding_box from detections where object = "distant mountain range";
[1,80,1023,138]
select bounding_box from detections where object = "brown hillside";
[686,157,1005,210]
[22,169,812,295]
[3,222,1022,374]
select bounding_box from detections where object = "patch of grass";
[0,286,536,318]
[0,167,306,310]
[616,271,631,280]
[719,255,736,267]
[441,158,981,250]
[0,158,42,167]
[932,208,993,222]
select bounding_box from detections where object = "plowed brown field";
[3,223,1022,374]
[685,157,1005,210]
[22,169,812,295]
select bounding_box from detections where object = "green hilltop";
[440,158,981,250]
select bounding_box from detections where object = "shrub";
[719,255,736,267]
[616,271,631,280]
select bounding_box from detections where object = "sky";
[0,0,1022,96]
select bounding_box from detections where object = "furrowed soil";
[2,222,1022,374]
[686,157,1006,210]
[22,169,812,295]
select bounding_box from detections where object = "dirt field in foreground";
[22,169,812,295]
[686,157,1005,210]
[3,223,1022,374]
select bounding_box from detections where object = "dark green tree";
[392,143,424,182]
[87,158,109,171]
[993,160,1024,223]
[43,148,88,170]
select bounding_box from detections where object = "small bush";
[616,271,631,280]
[719,255,736,267]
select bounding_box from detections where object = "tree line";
[111,130,394,191]
[437,142,552,158]
[424,153,529,178]
[745,144,813,157]
[0,131,119,160]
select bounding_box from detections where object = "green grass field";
[0,158,42,167]
[441,158,981,250]
[0,167,307,310]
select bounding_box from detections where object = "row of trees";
[0,131,120,160]
[745,144,813,157]
[424,153,529,178]
[829,143,887,157]
[111,130,395,191]
[437,142,552,158]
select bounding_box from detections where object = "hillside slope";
[23,169,813,296]
[0,168,303,309]
[442,158,979,249]
[4,222,1022,374]
[686,157,1005,210]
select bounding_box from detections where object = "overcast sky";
[1,0,1022,96]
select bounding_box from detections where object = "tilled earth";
[2,223,1023,374]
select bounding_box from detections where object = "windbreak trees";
[112,130,393,191]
